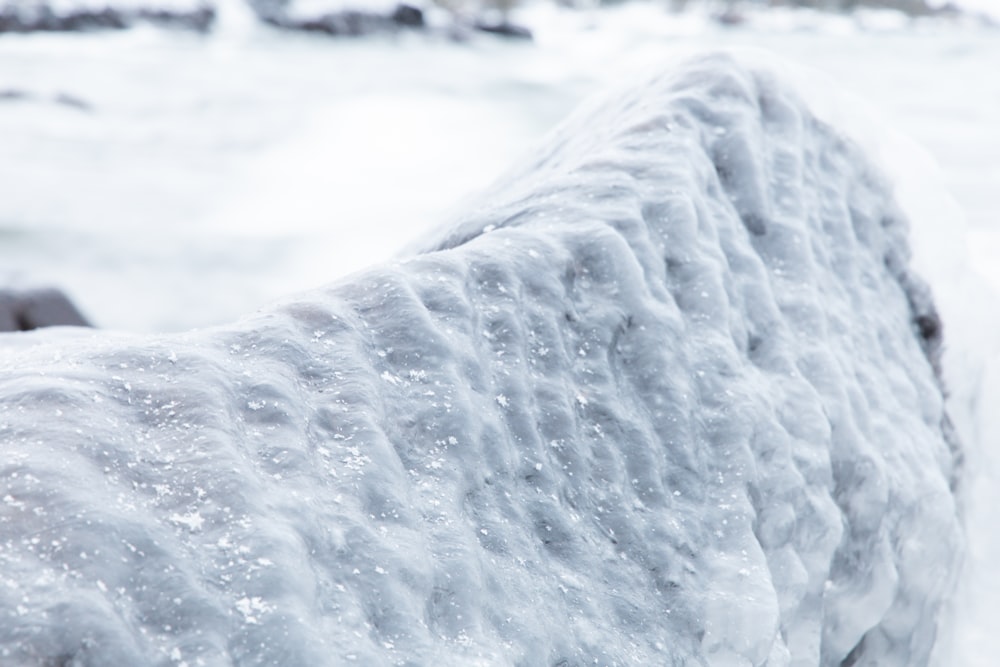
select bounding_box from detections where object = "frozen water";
[0,54,960,666]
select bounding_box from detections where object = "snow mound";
[0,53,961,666]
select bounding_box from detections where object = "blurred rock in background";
[0,0,215,32]
[0,288,91,332]
[0,0,975,36]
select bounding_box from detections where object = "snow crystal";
[0,53,959,666]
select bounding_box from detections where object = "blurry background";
[0,0,997,333]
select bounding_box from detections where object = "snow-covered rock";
[0,53,961,666]
[248,0,425,36]
[0,0,214,32]
[0,0,419,34]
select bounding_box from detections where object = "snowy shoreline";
[1,4,998,334]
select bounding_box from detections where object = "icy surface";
[0,54,961,666]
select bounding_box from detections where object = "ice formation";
[0,53,961,666]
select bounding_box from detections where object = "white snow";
[0,51,968,665]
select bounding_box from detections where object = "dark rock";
[473,20,532,39]
[0,2,214,33]
[259,3,424,36]
[391,3,422,27]
[712,8,746,25]
[0,288,91,332]
[137,5,215,31]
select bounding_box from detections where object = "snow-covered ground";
[1,4,999,664]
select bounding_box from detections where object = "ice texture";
[0,53,961,666]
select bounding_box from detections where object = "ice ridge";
[0,53,961,666]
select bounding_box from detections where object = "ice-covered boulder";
[0,53,961,666]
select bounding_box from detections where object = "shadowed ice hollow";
[0,53,961,666]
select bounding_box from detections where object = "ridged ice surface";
[0,54,961,667]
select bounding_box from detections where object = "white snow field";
[0,54,963,666]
